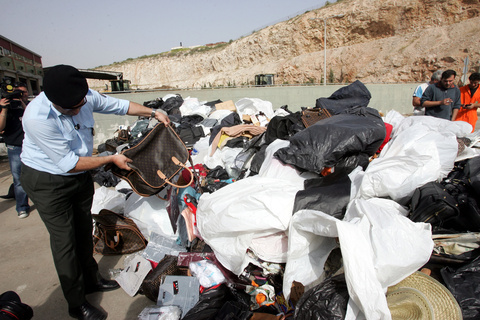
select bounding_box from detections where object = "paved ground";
[0,157,154,320]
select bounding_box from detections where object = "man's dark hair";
[442,69,456,79]
[14,82,27,88]
[469,72,480,82]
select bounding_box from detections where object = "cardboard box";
[242,114,252,123]
[215,100,236,112]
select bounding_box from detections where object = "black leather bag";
[410,181,460,226]
[110,123,194,197]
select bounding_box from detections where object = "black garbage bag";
[294,274,349,320]
[90,165,120,187]
[181,284,251,320]
[315,80,371,115]
[294,172,351,219]
[264,112,305,145]
[441,255,480,319]
[143,98,164,109]
[274,112,386,174]
[204,99,223,107]
[205,166,229,180]
[178,114,205,129]
[161,94,184,113]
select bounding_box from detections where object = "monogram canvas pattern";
[301,108,332,128]
[111,124,190,196]
[92,209,147,255]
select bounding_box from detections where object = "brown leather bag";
[301,108,332,128]
[92,209,147,255]
[110,123,195,197]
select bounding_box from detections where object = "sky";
[1,0,328,69]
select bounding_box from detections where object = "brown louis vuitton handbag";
[301,107,332,128]
[92,209,147,255]
[110,123,195,197]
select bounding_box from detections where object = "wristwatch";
[151,109,156,118]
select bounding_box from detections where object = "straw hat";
[386,271,462,320]
[387,288,434,319]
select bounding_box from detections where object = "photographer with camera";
[0,82,30,219]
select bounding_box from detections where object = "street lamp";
[310,14,344,86]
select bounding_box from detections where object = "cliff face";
[89,0,480,90]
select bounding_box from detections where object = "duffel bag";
[92,209,147,255]
[410,181,460,226]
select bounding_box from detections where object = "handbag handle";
[157,156,194,188]
[106,231,121,250]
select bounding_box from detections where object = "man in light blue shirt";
[20,65,169,320]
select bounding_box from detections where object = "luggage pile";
[92,80,480,320]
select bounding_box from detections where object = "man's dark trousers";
[20,164,99,308]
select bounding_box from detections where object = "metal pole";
[324,18,327,86]
[309,14,344,86]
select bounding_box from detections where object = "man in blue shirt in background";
[20,65,169,320]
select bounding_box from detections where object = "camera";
[1,78,23,109]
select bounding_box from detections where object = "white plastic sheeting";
[389,112,472,138]
[196,175,302,275]
[284,198,433,320]
[197,139,309,272]
[356,112,471,203]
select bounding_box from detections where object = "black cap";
[43,65,88,108]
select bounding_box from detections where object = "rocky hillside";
[88,0,480,90]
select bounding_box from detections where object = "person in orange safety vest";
[455,72,480,132]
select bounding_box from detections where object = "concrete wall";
[93,83,418,146]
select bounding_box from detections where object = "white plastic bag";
[124,193,175,239]
[235,98,275,121]
[91,186,126,214]
[189,260,225,288]
[191,136,210,166]
[137,305,182,320]
[179,97,211,118]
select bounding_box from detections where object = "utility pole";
[310,14,344,86]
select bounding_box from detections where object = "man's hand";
[70,154,133,173]
[0,98,9,108]
[441,97,453,105]
[154,110,170,126]
[112,154,133,170]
